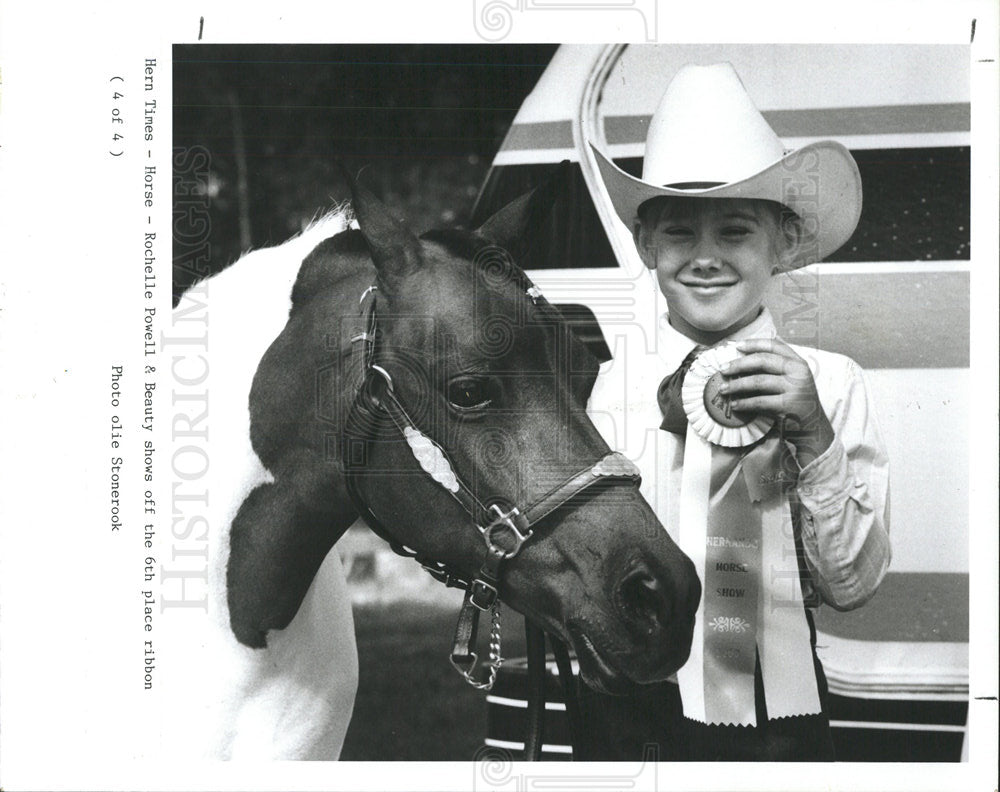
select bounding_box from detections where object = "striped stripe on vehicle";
[604,104,970,145]
[766,265,969,370]
[496,104,970,154]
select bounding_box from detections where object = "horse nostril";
[618,562,672,637]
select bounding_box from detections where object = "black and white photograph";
[0,3,997,791]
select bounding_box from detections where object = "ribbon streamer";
[676,424,820,726]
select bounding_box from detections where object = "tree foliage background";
[172,44,558,303]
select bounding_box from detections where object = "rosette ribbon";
[663,344,822,726]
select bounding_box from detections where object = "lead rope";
[451,601,558,761]
[523,622,548,761]
[552,639,582,757]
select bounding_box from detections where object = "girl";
[583,62,891,761]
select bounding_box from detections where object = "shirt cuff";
[796,436,850,513]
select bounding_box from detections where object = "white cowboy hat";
[591,62,862,268]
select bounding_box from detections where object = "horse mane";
[290,221,545,329]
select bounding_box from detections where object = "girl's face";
[635,198,785,346]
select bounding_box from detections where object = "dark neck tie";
[657,346,705,435]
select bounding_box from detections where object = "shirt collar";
[657,307,778,371]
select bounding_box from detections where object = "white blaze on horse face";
[160,212,359,760]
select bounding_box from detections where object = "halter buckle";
[481,504,531,559]
[470,578,499,610]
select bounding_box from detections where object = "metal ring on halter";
[370,364,394,391]
[480,504,531,560]
[358,284,378,304]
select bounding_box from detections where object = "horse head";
[336,171,700,691]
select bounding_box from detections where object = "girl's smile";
[634,198,784,345]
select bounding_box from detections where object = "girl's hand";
[718,338,834,467]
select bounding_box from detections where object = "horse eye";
[447,377,494,411]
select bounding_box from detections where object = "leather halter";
[342,283,641,758]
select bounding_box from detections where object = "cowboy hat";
[591,62,862,267]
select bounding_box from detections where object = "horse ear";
[475,160,571,263]
[340,165,422,290]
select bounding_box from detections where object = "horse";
[160,170,700,760]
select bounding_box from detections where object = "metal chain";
[462,604,504,691]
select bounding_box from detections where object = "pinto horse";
[161,172,699,760]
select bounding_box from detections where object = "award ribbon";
[700,442,763,725]
[672,344,821,726]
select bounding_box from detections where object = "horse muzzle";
[557,536,700,693]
